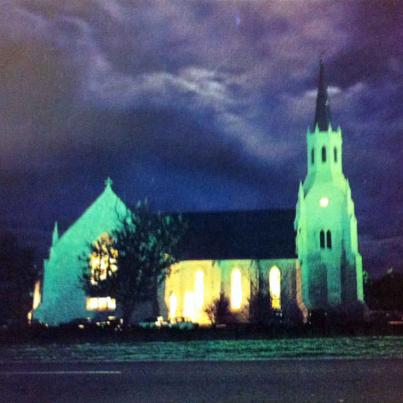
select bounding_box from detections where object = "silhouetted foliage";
[81,202,187,325]
[248,286,271,324]
[204,292,233,326]
[365,269,403,311]
[0,232,36,326]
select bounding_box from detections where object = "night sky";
[0,1,402,277]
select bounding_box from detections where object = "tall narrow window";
[89,233,118,284]
[194,271,204,309]
[334,147,338,162]
[269,266,281,310]
[169,293,177,320]
[231,268,242,310]
[87,233,117,312]
[311,148,315,164]
[326,230,332,249]
[183,291,195,321]
[320,230,325,249]
[32,280,41,310]
[321,146,327,162]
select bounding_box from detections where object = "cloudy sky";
[0,0,401,276]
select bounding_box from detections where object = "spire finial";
[313,59,332,131]
[105,177,113,189]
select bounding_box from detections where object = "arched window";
[269,266,281,310]
[320,230,325,249]
[326,230,332,249]
[86,233,117,312]
[194,270,204,309]
[334,147,338,163]
[89,232,118,284]
[183,291,195,321]
[321,146,327,162]
[231,268,242,310]
[311,148,315,164]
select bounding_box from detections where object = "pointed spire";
[313,59,332,131]
[52,221,59,246]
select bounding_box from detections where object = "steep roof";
[54,180,296,261]
[54,178,128,248]
[175,209,296,260]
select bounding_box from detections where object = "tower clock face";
[319,197,329,208]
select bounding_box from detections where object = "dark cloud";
[0,0,402,275]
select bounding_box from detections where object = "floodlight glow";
[319,197,329,208]
[32,280,41,310]
[169,293,177,320]
[194,270,204,309]
[231,268,242,310]
[183,291,195,321]
[86,297,116,311]
[269,266,281,310]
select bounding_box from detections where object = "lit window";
[194,271,204,309]
[269,266,281,310]
[322,146,327,162]
[86,297,116,311]
[320,230,325,249]
[32,280,41,310]
[169,293,177,320]
[90,233,118,285]
[28,281,42,323]
[319,197,329,208]
[327,230,332,249]
[231,268,242,310]
[183,291,195,321]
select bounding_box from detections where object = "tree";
[365,268,403,311]
[248,285,270,325]
[82,202,186,325]
[204,292,232,326]
[0,232,36,326]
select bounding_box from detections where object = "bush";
[204,292,233,326]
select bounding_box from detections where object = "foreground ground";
[1,359,403,402]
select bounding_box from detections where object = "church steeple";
[313,60,332,131]
[296,61,364,311]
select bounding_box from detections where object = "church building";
[33,62,364,326]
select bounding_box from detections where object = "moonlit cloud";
[0,0,401,276]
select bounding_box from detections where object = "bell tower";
[295,60,364,310]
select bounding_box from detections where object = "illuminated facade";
[34,179,128,325]
[34,62,364,326]
[164,259,303,325]
[295,61,364,310]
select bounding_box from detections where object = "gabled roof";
[53,179,296,261]
[54,179,128,248]
[175,209,296,260]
